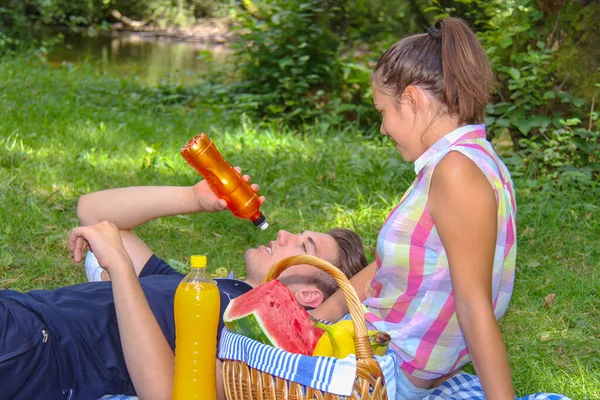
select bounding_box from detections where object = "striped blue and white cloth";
[218,328,399,398]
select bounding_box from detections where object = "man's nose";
[276,230,293,246]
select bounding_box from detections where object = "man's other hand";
[69,221,133,276]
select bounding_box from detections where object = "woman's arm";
[69,222,175,399]
[310,261,377,322]
[429,152,514,400]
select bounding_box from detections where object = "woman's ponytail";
[438,18,495,124]
[373,17,494,125]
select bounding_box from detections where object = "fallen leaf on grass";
[543,293,556,309]
[523,226,536,237]
[211,267,230,278]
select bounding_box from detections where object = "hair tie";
[427,26,441,39]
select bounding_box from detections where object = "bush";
[516,118,600,183]
[231,0,342,123]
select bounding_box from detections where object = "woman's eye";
[302,243,307,253]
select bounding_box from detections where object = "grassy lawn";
[1,57,598,399]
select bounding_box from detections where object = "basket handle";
[263,254,375,361]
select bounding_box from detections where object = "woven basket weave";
[222,255,388,400]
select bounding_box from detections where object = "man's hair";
[313,228,369,299]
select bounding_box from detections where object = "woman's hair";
[372,17,495,125]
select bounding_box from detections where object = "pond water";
[48,33,233,86]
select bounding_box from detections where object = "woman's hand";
[69,221,133,277]
[191,166,265,212]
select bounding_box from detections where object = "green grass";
[1,57,598,399]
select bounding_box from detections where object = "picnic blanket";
[101,372,571,400]
[101,329,572,400]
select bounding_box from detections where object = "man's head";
[243,228,368,308]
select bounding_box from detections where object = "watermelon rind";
[224,312,277,348]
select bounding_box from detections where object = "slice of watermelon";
[223,279,323,355]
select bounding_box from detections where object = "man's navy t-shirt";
[0,255,252,398]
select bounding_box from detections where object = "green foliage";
[1,0,236,28]
[232,0,342,123]
[229,0,391,128]
[31,0,110,25]
[554,3,600,101]
[0,4,33,55]
[486,42,586,137]
[515,118,600,183]
[0,4,61,58]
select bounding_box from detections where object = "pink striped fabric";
[363,124,517,380]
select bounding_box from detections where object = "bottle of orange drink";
[180,133,269,230]
[172,255,221,400]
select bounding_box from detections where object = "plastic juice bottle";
[180,133,269,230]
[172,255,221,400]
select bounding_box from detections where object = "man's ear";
[294,287,324,309]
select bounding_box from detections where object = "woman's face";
[372,85,427,162]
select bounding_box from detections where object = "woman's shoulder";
[429,151,496,210]
[433,151,484,183]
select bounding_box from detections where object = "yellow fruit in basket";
[334,319,355,334]
[309,317,392,358]
[312,331,335,357]
[323,323,356,358]
[310,317,356,358]
[324,319,392,356]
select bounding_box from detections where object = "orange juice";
[172,255,221,400]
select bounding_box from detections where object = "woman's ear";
[404,85,420,113]
[294,287,324,309]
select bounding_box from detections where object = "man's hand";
[69,221,133,276]
[191,167,265,212]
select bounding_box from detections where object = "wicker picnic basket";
[222,254,388,400]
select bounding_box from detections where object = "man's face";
[243,230,339,285]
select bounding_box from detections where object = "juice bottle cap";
[190,255,207,268]
[253,214,269,230]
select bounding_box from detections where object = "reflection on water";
[48,33,232,86]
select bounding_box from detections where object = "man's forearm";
[78,186,198,229]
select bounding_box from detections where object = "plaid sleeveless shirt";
[363,124,517,380]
